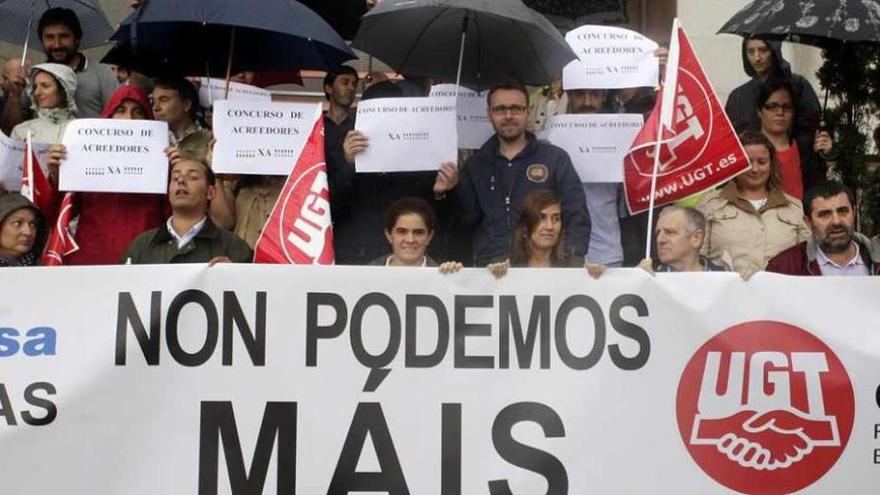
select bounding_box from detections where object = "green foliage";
[816,43,880,233]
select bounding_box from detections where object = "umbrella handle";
[454,14,470,96]
[224,27,237,99]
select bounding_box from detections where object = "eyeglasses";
[490,104,527,116]
[762,102,794,113]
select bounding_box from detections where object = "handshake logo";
[677,321,854,495]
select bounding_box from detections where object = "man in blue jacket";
[434,83,591,266]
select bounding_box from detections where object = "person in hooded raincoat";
[45,85,169,264]
[10,63,77,144]
[0,193,47,267]
[724,37,820,141]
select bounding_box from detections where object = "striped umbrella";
[0,0,114,53]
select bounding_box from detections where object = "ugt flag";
[21,132,58,224]
[623,19,749,214]
[40,192,79,266]
[253,112,334,264]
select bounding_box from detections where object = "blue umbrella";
[105,0,356,79]
[0,0,113,52]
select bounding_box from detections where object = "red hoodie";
[67,85,170,265]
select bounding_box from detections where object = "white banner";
[198,78,271,109]
[1,266,878,494]
[563,25,659,90]
[58,119,170,193]
[540,114,644,182]
[212,101,322,175]
[355,96,457,173]
[0,132,51,191]
[429,84,494,150]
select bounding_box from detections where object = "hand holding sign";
[343,130,369,165]
[433,162,459,194]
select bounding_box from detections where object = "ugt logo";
[676,321,854,494]
[280,163,333,264]
[630,68,713,178]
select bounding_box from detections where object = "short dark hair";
[153,76,201,121]
[384,197,436,233]
[38,8,83,41]
[803,181,855,217]
[323,66,358,100]
[487,83,529,108]
[171,159,215,186]
[756,77,795,113]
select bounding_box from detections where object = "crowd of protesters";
[0,7,876,279]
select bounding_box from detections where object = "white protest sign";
[429,84,494,149]
[212,100,321,175]
[563,25,659,90]
[1,265,879,494]
[0,133,51,191]
[197,77,271,109]
[355,96,457,173]
[540,113,643,182]
[58,119,169,194]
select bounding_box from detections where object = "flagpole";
[454,14,469,99]
[25,130,34,201]
[644,18,681,261]
[644,131,664,261]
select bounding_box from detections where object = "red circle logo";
[277,162,334,264]
[628,68,714,178]
[676,321,854,494]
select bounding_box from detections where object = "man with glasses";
[433,83,590,266]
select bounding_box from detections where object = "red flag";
[253,115,334,264]
[21,135,58,224]
[40,192,79,266]
[623,20,749,214]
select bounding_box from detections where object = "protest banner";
[197,77,271,109]
[623,19,749,215]
[540,114,644,183]
[429,84,494,150]
[355,96,457,173]
[58,119,170,194]
[563,25,660,90]
[1,265,878,494]
[212,101,322,175]
[0,132,50,191]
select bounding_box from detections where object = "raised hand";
[434,162,459,194]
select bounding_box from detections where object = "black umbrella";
[523,0,628,30]
[352,0,577,90]
[103,0,356,81]
[299,0,369,40]
[718,0,880,47]
[719,0,880,118]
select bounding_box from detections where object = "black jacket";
[724,39,823,192]
[725,39,821,138]
[451,133,590,266]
